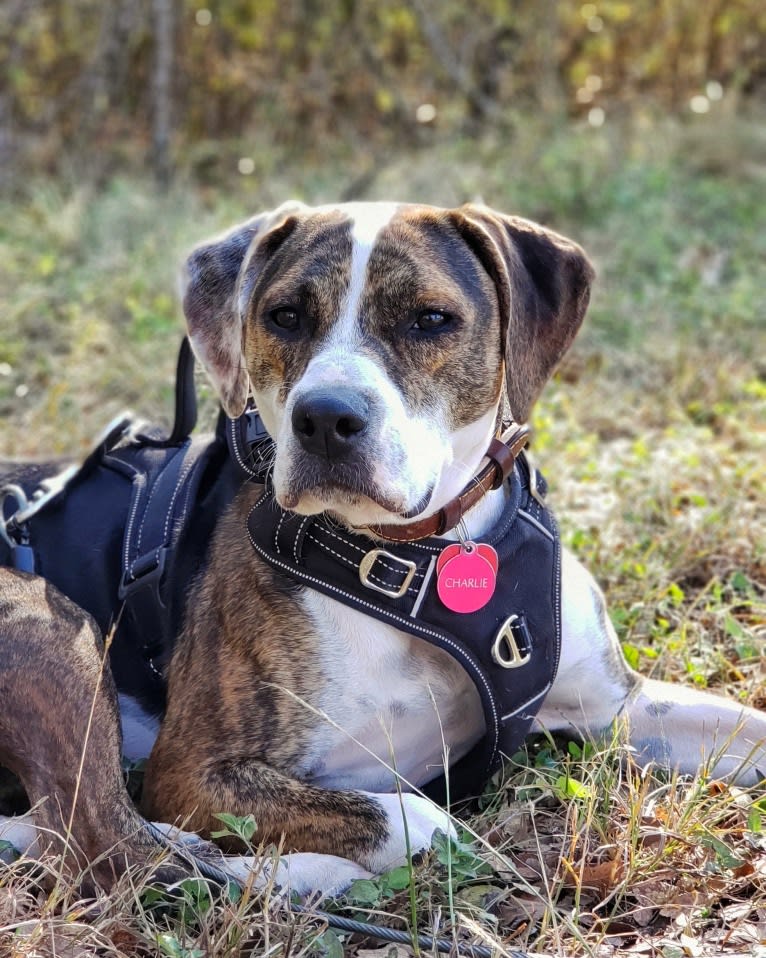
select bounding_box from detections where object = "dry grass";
[0,118,764,955]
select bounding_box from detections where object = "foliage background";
[2,0,766,185]
[1,2,765,955]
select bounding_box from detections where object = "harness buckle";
[359,548,417,599]
[118,547,169,600]
[492,614,533,669]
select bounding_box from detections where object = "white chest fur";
[296,590,485,792]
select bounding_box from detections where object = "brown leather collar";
[364,423,531,543]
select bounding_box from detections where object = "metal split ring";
[0,483,30,547]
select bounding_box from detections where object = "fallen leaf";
[631,906,658,928]
[576,858,625,897]
[679,931,702,956]
[11,919,100,958]
[496,892,548,930]
[659,893,703,918]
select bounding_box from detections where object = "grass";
[0,112,764,955]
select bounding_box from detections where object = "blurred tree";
[1,0,764,181]
[0,0,26,187]
[151,0,176,185]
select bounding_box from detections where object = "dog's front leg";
[0,569,183,888]
[144,518,455,881]
[143,751,453,875]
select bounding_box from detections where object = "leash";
[143,821,530,958]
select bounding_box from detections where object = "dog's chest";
[295,590,485,792]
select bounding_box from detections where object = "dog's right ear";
[181,202,306,417]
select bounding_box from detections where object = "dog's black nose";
[291,389,369,460]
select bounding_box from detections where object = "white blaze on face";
[336,202,401,342]
[269,203,416,513]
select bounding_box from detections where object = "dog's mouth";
[279,462,433,522]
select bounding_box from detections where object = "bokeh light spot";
[706,81,723,101]
[690,95,710,114]
[416,103,437,124]
[588,107,605,127]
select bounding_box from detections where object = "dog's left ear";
[451,204,595,422]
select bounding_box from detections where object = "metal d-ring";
[491,614,532,669]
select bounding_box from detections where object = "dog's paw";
[360,792,456,874]
[225,852,373,899]
[148,822,372,899]
[0,814,39,860]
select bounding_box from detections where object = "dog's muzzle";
[282,386,407,513]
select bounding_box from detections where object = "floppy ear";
[181,202,307,417]
[451,204,594,422]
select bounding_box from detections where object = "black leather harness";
[1,339,561,801]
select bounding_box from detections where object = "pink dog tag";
[437,543,498,614]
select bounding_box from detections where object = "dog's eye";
[270,308,300,331]
[413,310,450,332]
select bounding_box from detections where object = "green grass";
[0,114,764,955]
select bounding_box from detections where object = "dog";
[1,201,765,897]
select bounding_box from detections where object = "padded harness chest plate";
[244,442,562,804]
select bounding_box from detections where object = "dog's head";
[183,202,593,528]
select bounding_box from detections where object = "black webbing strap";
[115,436,215,680]
[136,337,198,449]
[113,339,217,674]
[167,337,198,444]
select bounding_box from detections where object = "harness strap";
[168,336,198,445]
[112,337,225,670]
[225,406,273,481]
[116,436,216,674]
[136,337,198,449]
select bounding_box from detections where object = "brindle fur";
[142,488,391,860]
[0,568,184,889]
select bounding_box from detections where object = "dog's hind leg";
[619,676,766,784]
[541,551,766,784]
[0,568,181,888]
